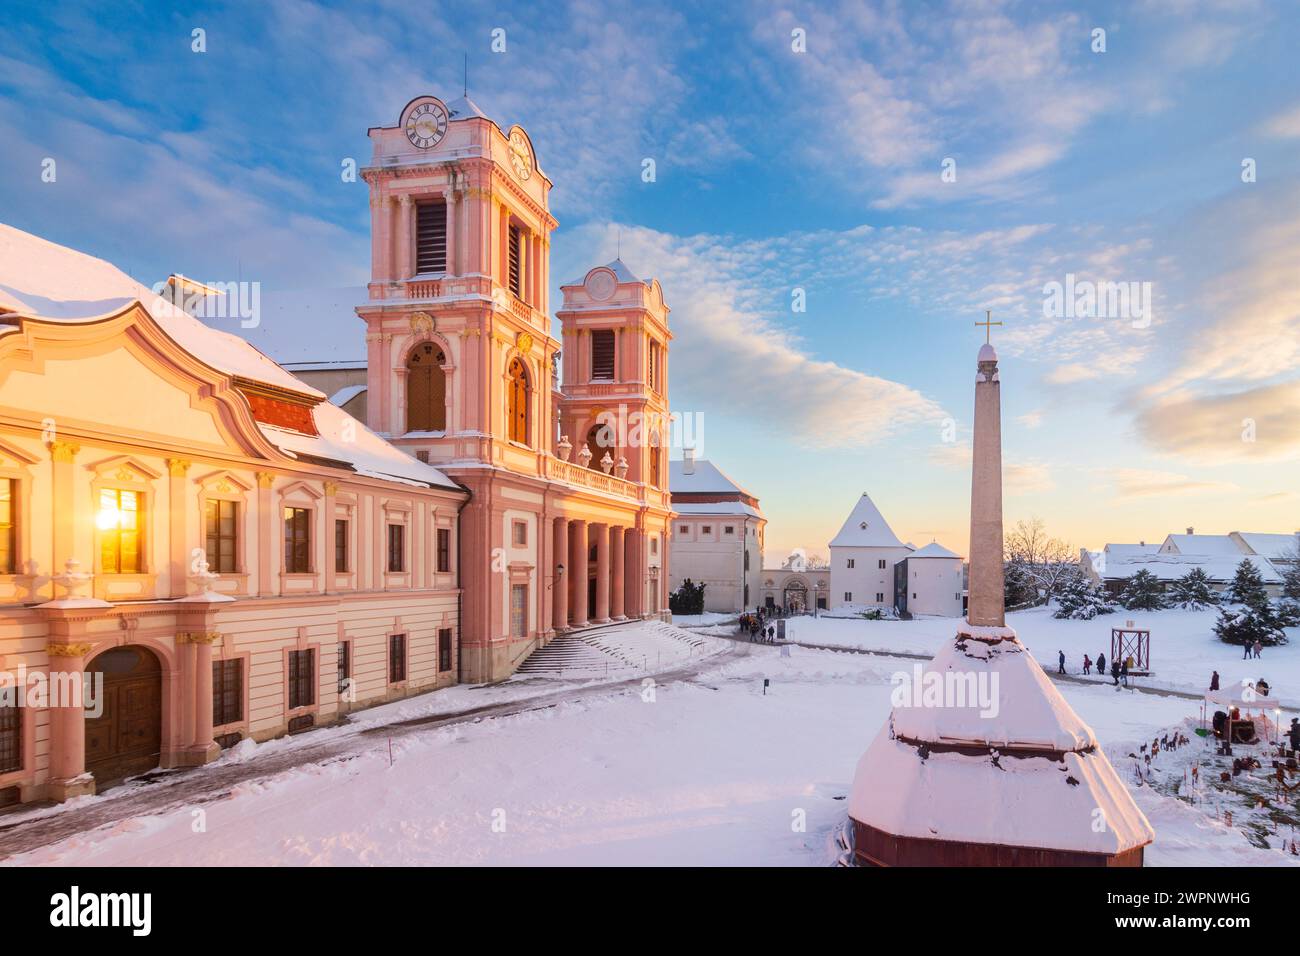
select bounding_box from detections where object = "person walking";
[1097,652,1106,677]
[1210,670,1220,691]
[1057,650,1066,675]
[1110,659,1121,686]
[1083,654,1092,676]
[1243,641,1252,660]
[1120,658,1130,687]
[1253,639,1263,660]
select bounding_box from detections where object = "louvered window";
[591,329,615,381]
[508,223,522,297]
[416,202,447,274]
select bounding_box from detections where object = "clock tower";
[358,93,558,469]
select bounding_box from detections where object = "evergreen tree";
[1167,567,1219,610]
[1226,558,1269,609]
[1118,569,1166,610]
[1003,559,1037,609]
[1279,549,1300,602]
[1214,602,1287,647]
[1052,572,1116,620]
[668,578,706,615]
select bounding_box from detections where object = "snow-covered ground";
[5,634,1294,866]
[790,607,1300,705]
[670,611,737,628]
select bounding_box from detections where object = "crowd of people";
[738,606,788,643]
[1058,649,1131,686]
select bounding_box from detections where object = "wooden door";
[84,646,162,787]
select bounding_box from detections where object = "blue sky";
[3,0,1299,560]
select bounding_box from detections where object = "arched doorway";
[783,579,808,613]
[84,645,163,787]
[507,357,529,444]
[406,342,447,433]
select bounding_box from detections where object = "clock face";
[405,101,448,149]
[508,129,532,180]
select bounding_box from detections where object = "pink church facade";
[358,95,674,683]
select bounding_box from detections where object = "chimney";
[683,447,696,475]
[1186,527,1194,536]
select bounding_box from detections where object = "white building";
[1081,528,1298,598]
[895,542,965,617]
[828,494,914,610]
[668,451,765,613]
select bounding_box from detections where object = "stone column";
[397,194,413,279]
[444,189,456,276]
[611,525,626,619]
[623,528,640,618]
[167,459,190,598]
[46,641,95,800]
[178,638,196,754]
[552,517,568,632]
[592,522,609,623]
[189,633,220,764]
[256,472,275,597]
[967,344,1006,628]
[569,519,588,627]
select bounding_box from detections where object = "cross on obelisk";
[976,310,1002,344]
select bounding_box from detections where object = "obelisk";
[967,325,1004,629]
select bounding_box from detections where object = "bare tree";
[1003,517,1075,600]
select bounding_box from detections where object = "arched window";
[406,343,446,433]
[649,435,661,488]
[508,357,529,444]
[585,421,616,471]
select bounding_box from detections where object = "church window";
[99,488,143,574]
[512,521,527,546]
[844,592,852,602]
[416,201,448,273]
[876,592,884,603]
[508,223,522,298]
[649,341,661,392]
[0,698,20,774]
[284,507,311,573]
[204,499,239,574]
[510,583,528,638]
[387,524,405,573]
[508,357,530,444]
[0,478,15,575]
[878,559,887,569]
[591,330,615,381]
[649,438,661,488]
[846,558,855,569]
[406,343,447,433]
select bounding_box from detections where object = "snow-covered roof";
[0,223,322,398]
[1101,552,1281,584]
[1162,533,1241,555]
[329,384,368,407]
[1234,532,1300,561]
[0,223,459,492]
[263,400,459,490]
[564,258,652,288]
[217,286,368,366]
[828,493,906,549]
[669,459,754,498]
[908,542,962,560]
[849,630,1154,855]
[445,94,488,120]
[1105,542,1160,557]
[672,501,762,518]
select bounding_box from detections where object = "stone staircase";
[515,620,715,679]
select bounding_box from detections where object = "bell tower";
[556,261,672,489]
[357,93,559,468]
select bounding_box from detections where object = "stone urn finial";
[53,558,93,601]
[614,456,629,480]
[190,557,219,595]
[600,451,614,474]
[577,444,593,468]
[557,435,573,462]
